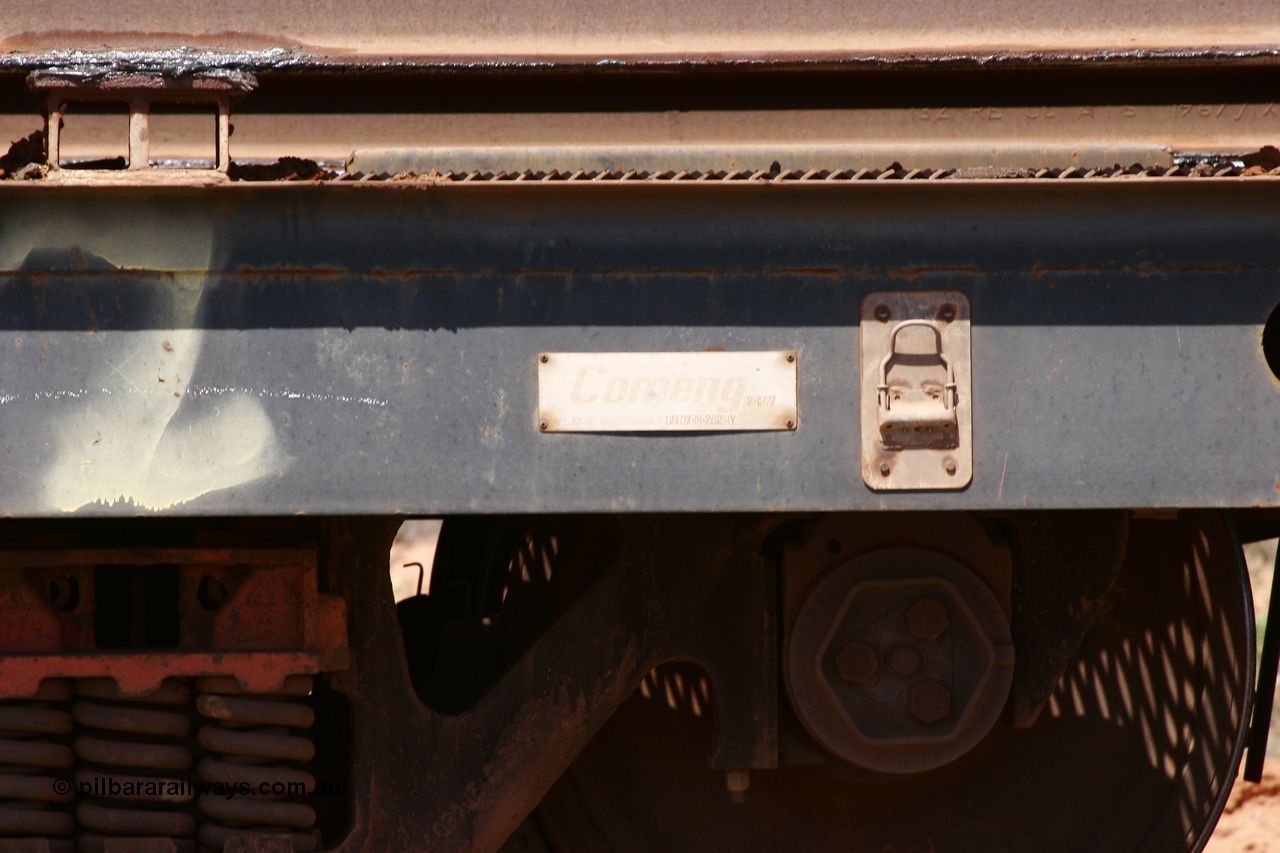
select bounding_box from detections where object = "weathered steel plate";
[538,351,797,432]
[1,181,1279,516]
[861,292,972,491]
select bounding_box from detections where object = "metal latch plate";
[861,292,972,490]
[538,351,798,432]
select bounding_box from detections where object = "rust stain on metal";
[887,266,983,279]
[771,268,844,277]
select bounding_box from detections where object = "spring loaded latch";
[861,293,972,490]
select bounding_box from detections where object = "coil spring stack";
[195,676,319,853]
[0,679,75,852]
[0,676,324,853]
[72,678,197,852]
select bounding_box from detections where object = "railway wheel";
[531,512,1253,853]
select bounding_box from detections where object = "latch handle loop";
[877,320,957,411]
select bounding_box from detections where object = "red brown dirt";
[1207,772,1280,853]
[1211,542,1280,852]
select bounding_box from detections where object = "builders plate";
[538,351,798,432]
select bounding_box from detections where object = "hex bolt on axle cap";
[785,548,1014,774]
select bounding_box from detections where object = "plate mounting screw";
[879,461,891,476]
[874,304,891,322]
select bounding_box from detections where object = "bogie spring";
[0,679,76,853]
[71,678,197,853]
[195,675,319,853]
